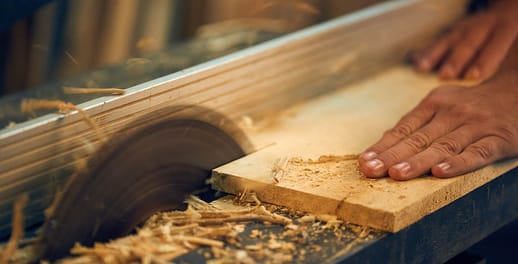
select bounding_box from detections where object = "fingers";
[438,21,493,79]
[413,13,517,81]
[387,125,481,180]
[431,136,506,178]
[360,108,470,178]
[361,101,436,159]
[413,31,461,73]
[360,113,459,178]
[464,22,518,81]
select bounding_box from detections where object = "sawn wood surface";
[212,66,518,232]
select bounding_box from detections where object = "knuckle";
[466,110,491,123]
[431,138,461,155]
[468,143,494,161]
[380,150,401,164]
[418,98,437,113]
[405,132,431,151]
[422,97,438,109]
[386,123,414,138]
[367,146,387,156]
[424,87,459,108]
[451,104,475,116]
[492,124,516,143]
[427,86,451,101]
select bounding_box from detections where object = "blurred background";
[0,0,384,97]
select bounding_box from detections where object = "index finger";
[360,100,436,161]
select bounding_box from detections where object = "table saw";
[1,0,517,262]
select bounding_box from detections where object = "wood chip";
[63,87,125,95]
[20,99,106,142]
[0,193,29,263]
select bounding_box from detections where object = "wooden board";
[212,66,518,232]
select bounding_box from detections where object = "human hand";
[358,70,518,180]
[412,0,518,81]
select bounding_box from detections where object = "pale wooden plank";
[212,66,518,232]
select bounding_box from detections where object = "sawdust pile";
[1,194,376,263]
[56,194,296,263]
[272,154,361,186]
[56,194,374,263]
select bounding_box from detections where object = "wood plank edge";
[211,170,397,232]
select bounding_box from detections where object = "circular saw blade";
[41,106,250,260]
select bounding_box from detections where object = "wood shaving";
[64,51,79,65]
[0,193,29,263]
[300,154,359,164]
[126,58,152,66]
[326,227,371,263]
[292,2,320,15]
[62,87,125,95]
[5,121,16,129]
[20,99,106,142]
[126,58,152,73]
[238,187,249,203]
[170,236,224,248]
[239,115,254,129]
[272,157,289,184]
[58,194,292,263]
[2,194,377,263]
[298,215,316,223]
[136,37,159,53]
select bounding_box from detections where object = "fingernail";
[392,162,411,176]
[436,162,450,172]
[466,67,480,80]
[439,65,454,79]
[361,151,377,161]
[366,159,384,171]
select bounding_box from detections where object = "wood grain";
[212,67,518,232]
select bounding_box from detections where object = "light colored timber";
[212,66,518,232]
[0,0,467,235]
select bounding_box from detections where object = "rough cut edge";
[212,160,518,233]
[391,164,514,232]
[211,172,396,231]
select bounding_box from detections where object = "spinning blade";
[40,106,250,260]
